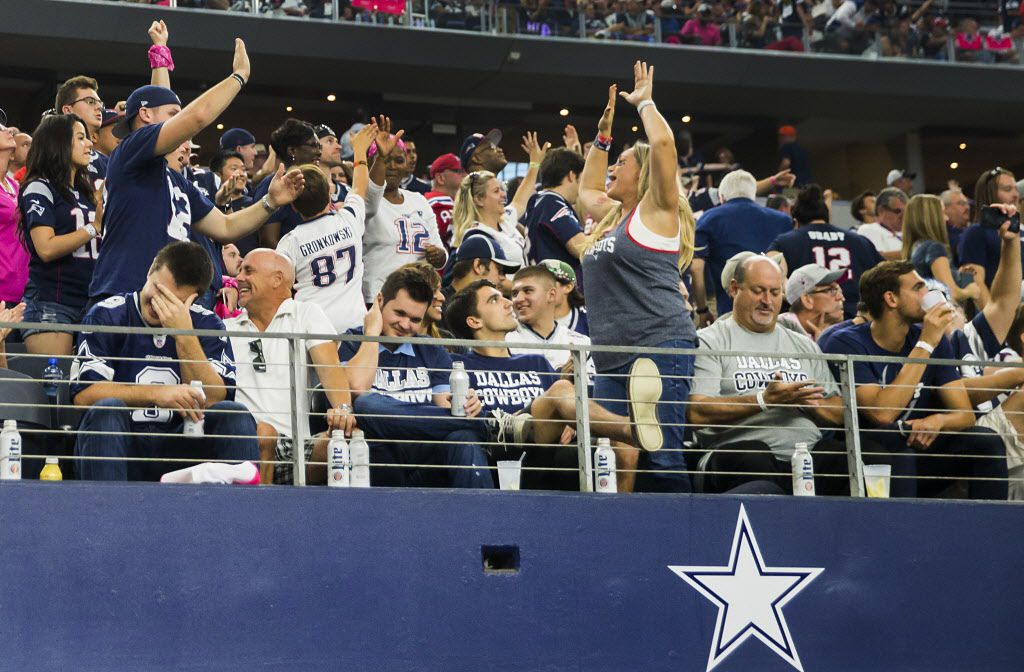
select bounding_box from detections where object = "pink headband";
[367,136,408,158]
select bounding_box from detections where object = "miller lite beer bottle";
[594,438,617,493]
[791,442,815,496]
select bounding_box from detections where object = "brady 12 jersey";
[69,292,236,427]
[277,193,367,333]
[90,123,215,299]
[19,179,100,310]
[362,182,446,301]
[768,222,883,318]
[424,190,454,249]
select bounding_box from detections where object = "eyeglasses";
[71,96,105,109]
[810,285,842,296]
[249,339,267,373]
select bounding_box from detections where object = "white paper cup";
[863,464,891,498]
[497,461,522,491]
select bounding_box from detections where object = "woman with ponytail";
[577,61,697,493]
[449,132,548,270]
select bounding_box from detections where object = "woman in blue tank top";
[579,61,698,493]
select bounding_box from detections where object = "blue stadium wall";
[2,481,1020,671]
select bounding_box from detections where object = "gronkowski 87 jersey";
[70,293,236,427]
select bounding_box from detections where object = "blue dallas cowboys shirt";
[70,293,236,428]
[523,191,584,289]
[821,321,959,422]
[90,123,215,300]
[19,179,99,311]
[339,327,451,403]
[453,350,557,415]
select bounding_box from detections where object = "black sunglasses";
[249,339,267,373]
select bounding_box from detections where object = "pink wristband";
[148,45,175,71]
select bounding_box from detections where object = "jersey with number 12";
[361,186,445,301]
[277,193,367,333]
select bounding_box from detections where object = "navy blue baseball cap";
[455,234,518,271]
[220,127,256,150]
[113,85,182,139]
[459,129,502,171]
[100,108,124,129]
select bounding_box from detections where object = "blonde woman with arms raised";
[578,61,698,493]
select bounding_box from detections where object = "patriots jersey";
[523,191,584,289]
[19,179,100,310]
[70,293,236,427]
[88,150,108,182]
[769,223,882,318]
[424,190,455,248]
[90,123,215,299]
[277,193,367,333]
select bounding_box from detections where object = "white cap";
[720,251,758,289]
[886,169,915,186]
[785,264,844,305]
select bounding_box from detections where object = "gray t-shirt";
[692,315,838,458]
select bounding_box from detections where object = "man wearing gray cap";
[686,254,885,495]
[777,263,845,341]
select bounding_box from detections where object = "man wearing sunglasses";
[225,249,356,485]
[857,187,907,261]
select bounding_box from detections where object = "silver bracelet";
[84,223,99,238]
[260,195,276,214]
[756,389,768,412]
[636,100,656,115]
[336,403,352,414]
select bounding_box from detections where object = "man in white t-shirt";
[277,156,368,333]
[506,265,594,379]
[226,249,356,485]
[857,187,906,260]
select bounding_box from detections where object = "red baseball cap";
[430,153,466,179]
[778,125,797,137]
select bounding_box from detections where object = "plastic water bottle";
[449,361,469,417]
[791,442,815,496]
[349,430,370,488]
[182,380,206,436]
[327,430,350,488]
[594,438,617,493]
[40,457,62,481]
[42,358,62,403]
[0,420,22,480]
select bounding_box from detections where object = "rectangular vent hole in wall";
[482,545,520,574]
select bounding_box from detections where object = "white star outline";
[668,504,824,672]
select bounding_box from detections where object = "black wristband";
[696,307,710,314]
[230,73,246,88]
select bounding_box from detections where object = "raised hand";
[619,60,654,108]
[371,115,405,157]
[267,165,306,207]
[350,121,378,159]
[148,20,169,46]
[563,124,582,154]
[597,84,617,136]
[521,131,551,165]
[232,38,250,82]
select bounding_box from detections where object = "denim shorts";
[594,338,695,493]
[22,297,86,339]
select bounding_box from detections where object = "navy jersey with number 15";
[70,293,236,428]
[769,222,882,317]
[19,179,100,311]
[90,123,215,299]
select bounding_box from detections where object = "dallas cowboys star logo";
[669,505,823,672]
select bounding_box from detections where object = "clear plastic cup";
[863,464,891,498]
[497,461,522,491]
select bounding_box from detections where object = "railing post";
[334,0,341,21]
[572,346,593,492]
[839,355,865,497]
[728,21,737,48]
[289,337,307,486]
[579,10,586,39]
[947,33,956,63]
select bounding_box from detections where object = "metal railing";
[82,0,1024,67]
[1,318,1022,500]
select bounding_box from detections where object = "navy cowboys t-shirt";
[90,123,215,299]
[454,351,557,415]
[769,223,883,318]
[339,327,451,404]
[821,322,960,422]
[19,179,99,311]
[70,292,236,428]
[523,191,584,290]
